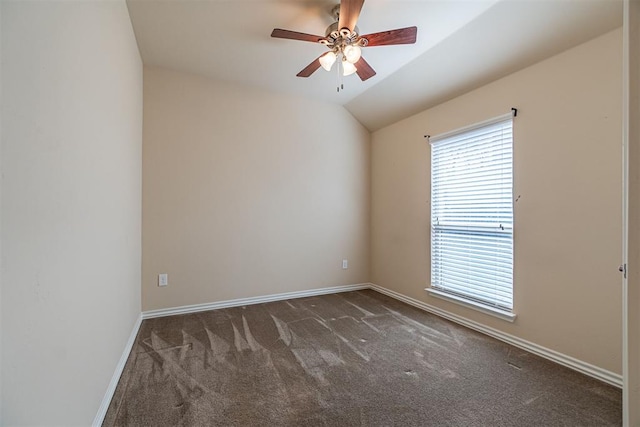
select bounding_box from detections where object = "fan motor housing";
[322,22,366,48]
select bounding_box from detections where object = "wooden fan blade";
[355,57,376,81]
[271,28,325,43]
[338,0,365,32]
[297,56,323,78]
[361,26,417,46]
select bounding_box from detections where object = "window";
[429,113,514,316]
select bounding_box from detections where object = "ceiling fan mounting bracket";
[330,4,341,21]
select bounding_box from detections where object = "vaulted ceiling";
[127,0,622,131]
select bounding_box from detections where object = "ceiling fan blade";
[338,0,365,32]
[355,57,376,81]
[271,28,325,43]
[361,26,418,46]
[297,56,323,78]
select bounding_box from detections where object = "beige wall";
[1,1,142,425]
[371,29,623,374]
[142,67,370,311]
[624,0,640,422]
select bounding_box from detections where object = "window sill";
[425,288,517,323]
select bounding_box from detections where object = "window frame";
[427,112,516,321]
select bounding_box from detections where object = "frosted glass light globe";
[319,51,337,71]
[342,60,357,76]
[343,45,362,64]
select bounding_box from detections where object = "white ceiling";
[127,0,623,131]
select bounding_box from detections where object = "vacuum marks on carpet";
[103,290,621,426]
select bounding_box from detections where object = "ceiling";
[127,0,623,131]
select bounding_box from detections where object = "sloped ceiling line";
[127,0,622,131]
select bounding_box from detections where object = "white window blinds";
[430,114,513,310]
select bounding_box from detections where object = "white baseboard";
[141,283,371,319]
[92,314,143,427]
[369,283,623,388]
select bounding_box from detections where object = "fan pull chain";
[336,58,341,92]
[336,58,345,93]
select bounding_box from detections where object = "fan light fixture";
[316,24,364,75]
[318,43,361,74]
[320,45,360,74]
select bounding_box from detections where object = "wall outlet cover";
[158,273,168,287]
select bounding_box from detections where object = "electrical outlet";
[342,259,348,269]
[158,273,168,287]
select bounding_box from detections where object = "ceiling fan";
[271,0,417,82]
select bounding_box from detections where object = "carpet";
[103,289,621,426]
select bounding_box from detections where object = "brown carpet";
[103,290,621,426]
